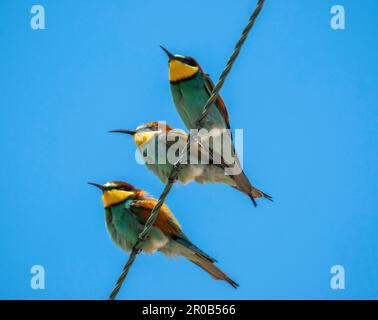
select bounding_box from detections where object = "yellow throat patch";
[102,190,134,208]
[133,131,157,146]
[169,59,199,82]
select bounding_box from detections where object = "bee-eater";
[160,47,271,206]
[88,180,238,288]
[110,122,272,204]
[160,46,229,132]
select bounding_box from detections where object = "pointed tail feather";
[190,256,239,288]
[231,170,257,207]
[251,187,273,202]
[248,193,258,207]
[178,242,238,288]
[231,170,272,205]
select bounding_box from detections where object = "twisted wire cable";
[109,0,266,300]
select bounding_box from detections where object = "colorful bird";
[160,46,230,132]
[110,122,272,204]
[160,47,271,206]
[88,180,238,288]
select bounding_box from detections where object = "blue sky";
[0,0,377,299]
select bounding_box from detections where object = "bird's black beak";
[88,182,106,191]
[109,129,136,135]
[160,46,175,61]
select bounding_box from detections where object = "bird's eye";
[178,57,197,67]
[145,125,158,132]
[186,59,197,67]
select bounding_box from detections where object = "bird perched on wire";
[160,47,271,206]
[110,122,272,204]
[160,46,230,132]
[88,180,238,288]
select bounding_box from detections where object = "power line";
[109,0,266,300]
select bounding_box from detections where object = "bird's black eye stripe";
[114,186,131,191]
[141,125,159,132]
[177,57,197,67]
